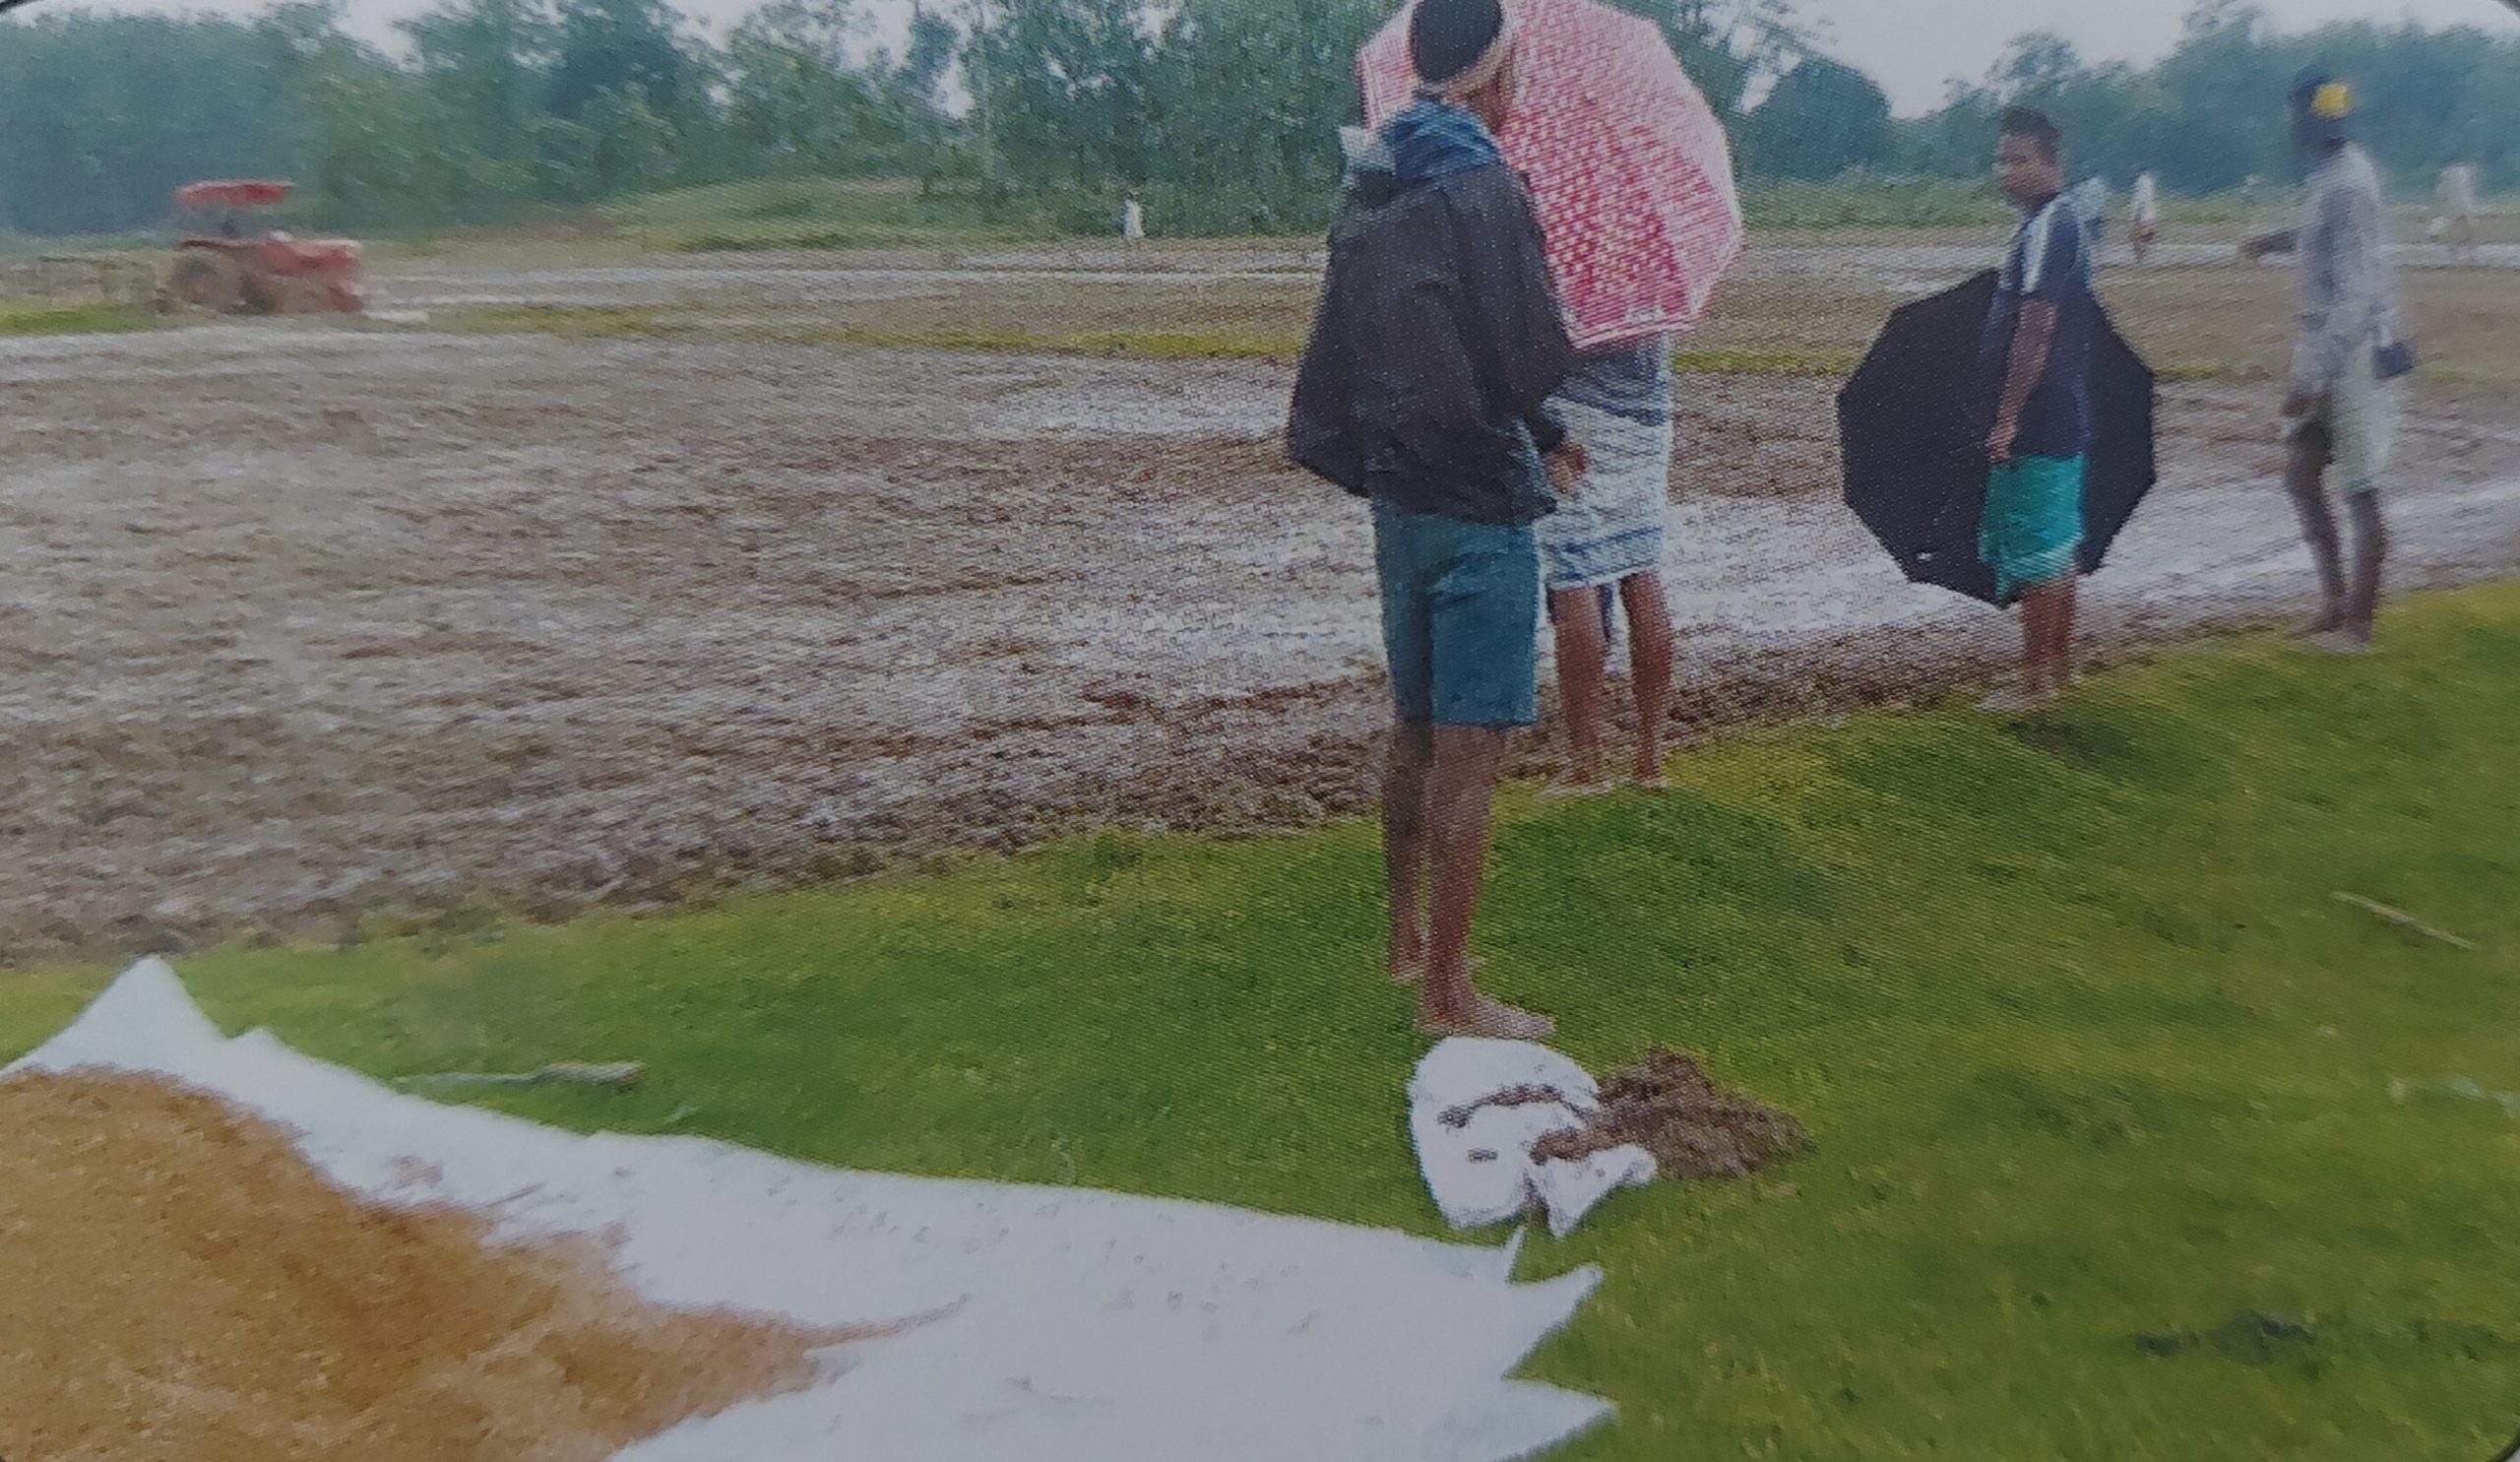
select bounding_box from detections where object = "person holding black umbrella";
[1978,107,2102,712]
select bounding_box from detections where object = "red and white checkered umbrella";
[1357,0,1744,348]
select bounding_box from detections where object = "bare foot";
[1391,954,1483,986]
[2293,605,2348,638]
[1417,995,1556,1041]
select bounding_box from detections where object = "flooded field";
[1,238,2512,962]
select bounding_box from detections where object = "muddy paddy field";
[1,238,2513,962]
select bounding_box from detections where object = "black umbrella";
[1838,270,2157,605]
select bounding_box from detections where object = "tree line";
[1775,1,2520,198]
[1,0,2512,240]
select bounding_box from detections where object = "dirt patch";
[0,1071,843,1462]
[1529,1049,1809,1179]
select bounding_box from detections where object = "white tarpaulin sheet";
[7,961,1613,1462]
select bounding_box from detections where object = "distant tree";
[1150,0,1385,234]
[1986,32,2083,103]
[1,0,2514,239]
[402,0,553,164]
[546,0,693,120]
[966,0,1156,196]
[1606,0,1810,118]
[0,10,326,233]
[1741,54,1891,180]
[896,3,959,107]
[869,3,961,186]
[723,0,884,174]
[2148,0,2289,190]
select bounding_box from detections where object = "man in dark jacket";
[1288,0,1581,1041]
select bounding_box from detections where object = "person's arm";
[1457,173,1575,419]
[1456,170,1582,476]
[1286,238,1365,493]
[1529,405,1587,495]
[1989,206,2079,463]
[1988,301,2056,464]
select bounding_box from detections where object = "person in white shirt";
[2243,73,2408,652]
[2436,163,2480,262]
[2129,171,2161,265]
[1121,193,1146,252]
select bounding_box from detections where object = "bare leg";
[1418,726,1551,1039]
[1382,721,1433,982]
[2037,573,2079,692]
[1619,572,1676,783]
[2017,592,2048,696]
[1980,587,2055,713]
[1546,587,1610,788]
[2343,490,2386,645]
[2285,443,2348,634]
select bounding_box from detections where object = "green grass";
[429,306,2349,388]
[424,304,2364,387]
[602,175,1045,253]
[1672,344,1862,378]
[9,586,2520,1458]
[0,301,159,337]
[439,305,1870,376]
[438,302,1309,360]
[1743,176,2013,230]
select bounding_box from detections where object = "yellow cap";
[2311,81,2354,120]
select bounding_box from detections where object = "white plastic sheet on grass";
[1411,1038,1659,1240]
[7,961,1612,1462]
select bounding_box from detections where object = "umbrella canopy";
[1357,0,1743,348]
[1838,271,2157,606]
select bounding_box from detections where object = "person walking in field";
[2436,162,2481,262]
[2243,73,2411,653]
[1121,192,1146,252]
[1289,0,1584,1040]
[1977,107,2101,713]
[2129,170,2162,266]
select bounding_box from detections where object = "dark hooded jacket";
[1286,97,1574,526]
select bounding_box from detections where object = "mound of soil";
[1531,1049,1808,1179]
[0,1072,844,1462]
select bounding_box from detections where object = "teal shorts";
[1372,497,1540,729]
[1982,455,2087,605]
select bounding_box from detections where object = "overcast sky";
[47,0,2520,116]
[1806,0,2517,114]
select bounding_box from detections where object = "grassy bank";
[604,176,1047,254]
[438,301,1310,361]
[414,302,2384,387]
[0,301,161,338]
[439,302,1884,375]
[420,244,2520,389]
[574,176,2446,248]
[8,584,2520,1458]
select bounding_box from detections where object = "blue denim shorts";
[1371,497,1540,729]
